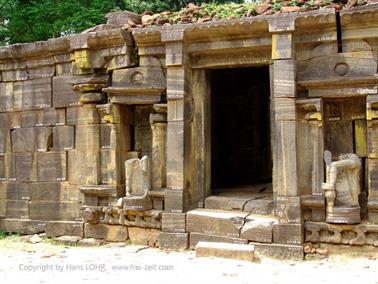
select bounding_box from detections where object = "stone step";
[186,208,277,243]
[186,208,249,238]
[195,241,255,262]
[205,192,273,215]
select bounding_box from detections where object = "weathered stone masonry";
[0,4,378,259]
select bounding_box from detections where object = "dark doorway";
[210,66,272,192]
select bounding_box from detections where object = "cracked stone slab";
[240,215,277,243]
[186,209,249,238]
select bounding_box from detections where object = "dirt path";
[1,236,378,284]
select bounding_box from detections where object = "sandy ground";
[1,236,378,284]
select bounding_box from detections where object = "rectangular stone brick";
[52,76,80,107]
[15,153,38,182]
[46,221,83,237]
[186,209,248,238]
[252,243,304,261]
[0,128,10,154]
[19,78,52,110]
[67,150,86,185]
[43,108,66,126]
[273,223,303,245]
[189,232,248,249]
[273,59,296,97]
[75,124,100,150]
[53,126,75,151]
[29,201,80,221]
[1,219,45,234]
[162,213,186,233]
[21,110,43,127]
[66,106,100,125]
[195,242,255,262]
[5,200,29,219]
[11,127,53,153]
[5,183,30,200]
[159,232,188,250]
[275,196,302,224]
[84,223,128,242]
[37,152,67,182]
[0,82,14,111]
[164,189,184,213]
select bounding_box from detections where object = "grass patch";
[0,231,20,240]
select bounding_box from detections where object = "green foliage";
[0,231,19,239]
[203,2,257,18]
[0,0,246,45]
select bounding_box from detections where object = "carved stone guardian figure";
[122,155,152,210]
[322,150,361,224]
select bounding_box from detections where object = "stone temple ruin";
[0,3,378,260]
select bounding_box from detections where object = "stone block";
[273,120,298,197]
[100,124,111,149]
[275,196,302,224]
[0,199,5,217]
[243,199,274,215]
[164,189,184,213]
[100,149,119,185]
[186,209,248,238]
[5,200,29,219]
[273,97,296,121]
[53,126,75,151]
[0,82,14,111]
[0,156,4,180]
[1,219,46,234]
[37,152,67,182]
[0,128,10,154]
[67,150,86,185]
[46,221,84,237]
[189,232,248,249]
[29,182,64,201]
[5,183,30,200]
[66,106,100,125]
[11,127,53,153]
[273,223,303,245]
[159,232,188,250]
[7,112,21,129]
[14,153,38,182]
[29,201,80,221]
[166,121,184,190]
[43,108,66,126]
[19,78,52,110]
[52,76,80,107]
[240,216,275,243]
[75,124,100,150]
[21,110,43,127]
[162,213,186,233]
[272,33,293,60]
[84,223,128,242]
[252,243,304,261]
[205,195,251,211]
[273,59,296,97]
[128,227,160,246]
[195,242,255,262]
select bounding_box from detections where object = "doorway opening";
[210,66,272,195]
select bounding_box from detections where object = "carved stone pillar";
[162,28,190,213]
[150,104,167,190]
[297,99,325,222]
[367,95,378,223]
[269,16,303,245]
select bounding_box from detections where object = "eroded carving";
[122,156,152,210]
[322,150,361,224]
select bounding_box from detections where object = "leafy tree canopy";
[0,0,243,45]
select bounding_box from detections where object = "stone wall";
[0,16,135,234]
